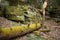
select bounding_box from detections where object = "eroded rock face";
[3,4,42,24]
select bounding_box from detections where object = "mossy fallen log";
[0,22,41,39]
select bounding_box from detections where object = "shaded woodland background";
[0,0,60,22]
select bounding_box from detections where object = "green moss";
[4,5,42,24]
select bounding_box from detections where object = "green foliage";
[5,0,19,6]
[27,34,44,40]
[47,0,60,22]
[47,0,58,11]
[26,0,43,8]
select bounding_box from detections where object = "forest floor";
[42,18,60,40]
[13,16,60,40]
[0,16,60,40]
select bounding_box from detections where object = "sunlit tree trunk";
[42,0,48,27]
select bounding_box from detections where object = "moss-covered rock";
[4,4,42,24]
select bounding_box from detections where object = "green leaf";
[27,34,44,40]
